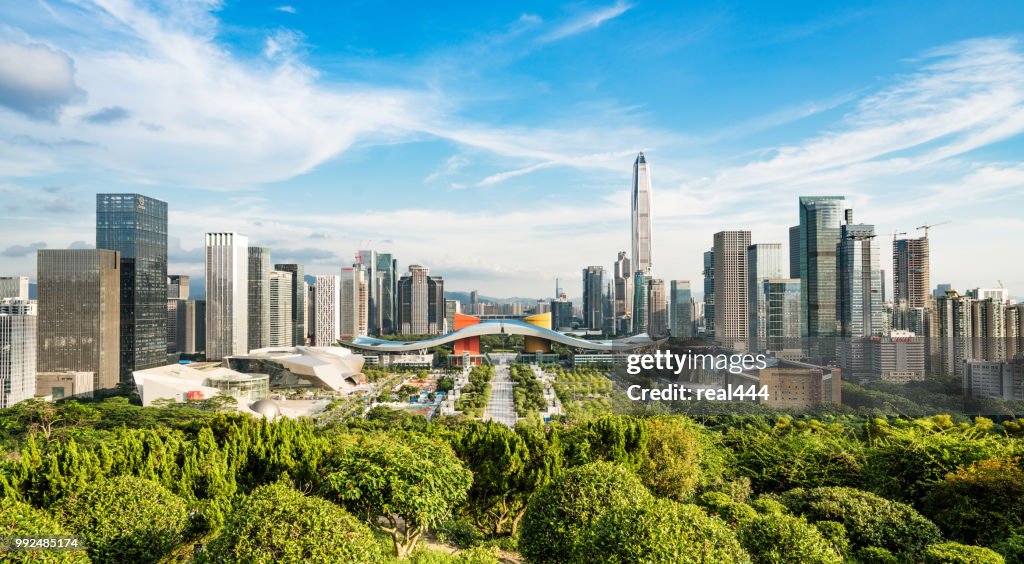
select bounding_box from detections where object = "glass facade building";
[670,280,693,339]
[96,194,168,381]
[799,196,850,362]
[274,264,305,346]
[248,247,271,351]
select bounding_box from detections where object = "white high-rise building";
[356,250,380,334]
[340,267,368,339]
[0,277,30,300]
[269,270,293,347]
[631,153,653,276]
[205,232,249,361]
[315,275,341,346]
[0,299,36,408]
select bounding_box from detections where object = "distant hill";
[445,291,549,306]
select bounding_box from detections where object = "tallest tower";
[631,152,653,275]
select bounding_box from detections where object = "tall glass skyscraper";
[274,263,305,345]
[799,196,850,362]
[669,280,693,339]
[632,271,648,335]
[631,153,653,275]
[376,253,398,335]
[747,243,783,353]
[248,247,271,351]
[582,266,605,331]
[96,194,168,380]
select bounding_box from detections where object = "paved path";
[483,355,518,427]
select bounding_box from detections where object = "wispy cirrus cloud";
[540,1,633,43]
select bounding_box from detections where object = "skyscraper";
[315,274,341,345]
[340,267,369,339]
[248,246,271,351]
[935,290,973,377]
[551,293,573,330]
[613,251,633,335]
[0,299,36,408]
[646,278,668,337]
[893,236,931,328]
[356,250,380,334]
[799,196,850,362]
[632,271,648,335]
[37,249,121,391]
[269,270,293,347]
[376,253,398,334]
[205,232,249,361]
[166,274,189,355]
[747,243,783,353]
[837,223,884,382]
[765,279,802,359]
[631,153,653,275]
[703,249,715,338]
[788,225,801,279]
[670,280,693,339]
[273,263,306,346]
[96,193,168,380]
[713,231,751,351]
[582,266,605,331]
[0,276,30,300]
[398,265,445,335]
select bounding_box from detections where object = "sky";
[1,0,1023,299]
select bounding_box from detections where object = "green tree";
[205,482,382,563]
[0,497,90,563]
[922,456,1024,546]
[778,486,942,559]
[637,417,704,501]
[576,498,751,563]
[318,432,473,558]
[557,414,649,468]
[519,461,653,563]
[55,476,189,563]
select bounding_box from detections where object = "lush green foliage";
[923,542,1005,564]
[0,497,90,563]
[557,414,649,467]
[635,416,705,501]
[922,456,1024,546]
[204,482,382,563]
[456,365,494,418]
[577,498,751,563]
[992,534,1024,563]
[778,486,942,558]
[510,364,546,417]
[56,476,189,563]
[518,461,653,563]
[318,432,473,557]
[736,513,843,564]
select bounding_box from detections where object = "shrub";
[922,456,1024,546]
[56,476,188,564]
[518,462,652,563]
[749,496,787,515]
[723,426,864,492]
[696,491,758,525]
[575,498,750,563]
[0,498,90,563]
[855,546,899,564]
[779,487,941,558]
[737,513,842,564]
[408,547,500,564]
[813,521,850,558]
[434,518,481,549]
[923,542,1004,564]
[992,534,1024,564]
[205,482,381,563]
[636,417,703,501]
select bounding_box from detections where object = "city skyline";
[1,2,1023,298]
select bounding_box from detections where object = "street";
[483,354,518,427]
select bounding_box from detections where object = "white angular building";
[315,274,341,346]
[0,298,36,408]
[206,233,249,361]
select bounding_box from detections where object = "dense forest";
[2,396,1024,563]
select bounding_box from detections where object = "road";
[483,354,518,427]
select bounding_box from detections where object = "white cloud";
[275,5,297,14]
[0,41,82,120]
[541,1,633,43]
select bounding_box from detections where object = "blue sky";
[1,0,1023,298]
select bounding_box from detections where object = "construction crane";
[889,230,908,242]
[915,221,951,238]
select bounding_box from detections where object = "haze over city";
[1,1,1023,298]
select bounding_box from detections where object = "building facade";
[837,223,884,382]
[764,279,802,360]
[582,265,605,332]
[670,280,693,339]
[340,267,368,340]
[702,249,715,338]
[0,276,30,300]
[892,236,930,329]
[747,243,783,353]
[646,278,668,337]
[799,196,850,362]
[205,232,249,361]
[713,231,751,351]
[96,193,168,380]
[613,251,633,335]
[273,264,306,346]
[397,265,444,335]
[269,270,293,347]
[631,152,653,275]
[632,271,648,335]
[247,246,271,351]
[37,249,121,391]
[315,274,341,345]
[0,299,36,408]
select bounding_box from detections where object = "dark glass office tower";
[274,263,305,345]
[96,194,168,381]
